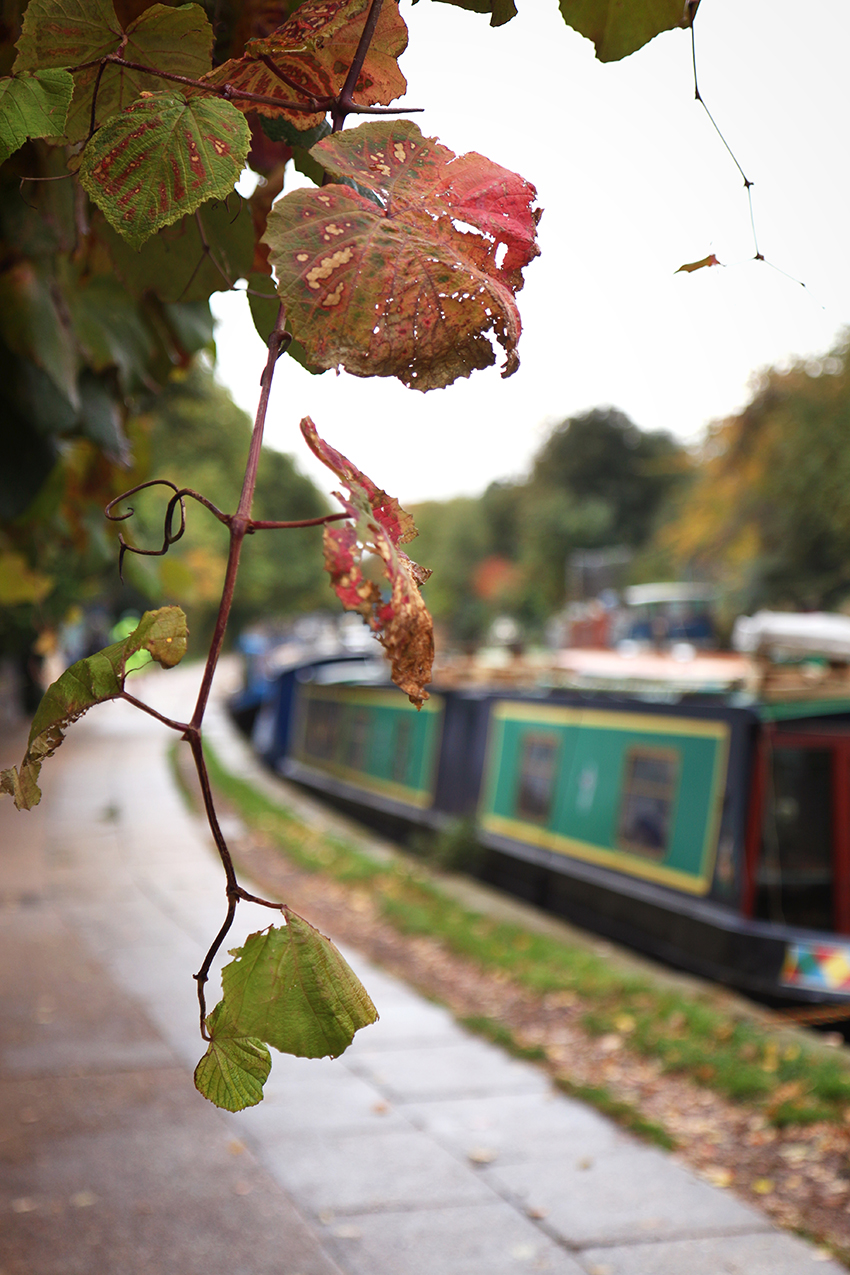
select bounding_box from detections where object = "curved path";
[0,665,842,1275]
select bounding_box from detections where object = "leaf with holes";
[0,606,188,810]
[264,120,540,390]
[211,912,378,1060]
[558,0,693,62]
[194,1003,271,1112]
[79,92,250,248]
[199,0,407,131]
[302,416,434,706]
[14,0,214,143]
[0,69,73,163]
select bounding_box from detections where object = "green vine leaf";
[211,911,378,1061]
[0,605,188,811]
[558,0,693,62]
[200,0,408,132]
[263,119,541,390]
[193,1003,271,1112]
[79,92,250,248]
[302,416,434,707]
[0,68,73,163]
[14,0,214,143]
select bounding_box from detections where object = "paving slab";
[346,1037,551,1102]
[484,1144,771,1248]
[259,1126,495,1214]
[320,1201,588,1275]
[579,1230,841,1274]
[402,1090,625,1165]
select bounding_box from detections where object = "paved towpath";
[0,664,843,1274]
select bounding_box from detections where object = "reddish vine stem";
[333,0,384,131]
[118,691,188,732]
[250,512,348,530]
[77,52,421,120]
[110,1,390,1041]
[189,312,291,733]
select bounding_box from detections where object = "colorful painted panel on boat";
[781,940,850,992]
[294,684,443,809]
[480,702,730,894]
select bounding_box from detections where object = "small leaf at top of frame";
[558,0,691,62]
[420,0,517,27]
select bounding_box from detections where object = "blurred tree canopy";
[413,408,686,644]
[658,338,850,616]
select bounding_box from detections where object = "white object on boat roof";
[733,611,850,660]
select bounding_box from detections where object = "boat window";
[756,746,833,930]
[303,697,340,760]
[345,706,370,771]
[617,747,679,859]
[516,733,559,823]
[392,715,412,784]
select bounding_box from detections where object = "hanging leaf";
[97,195,255,303]
[195,911,377,1107]
[676,252,721,274]
[558,0,692,62]
[1,606,188,811]
[79,92,250,249]
[301,416,434,707]
[14,0,214,143]
[0,68,73,162]
[193,1003,271,1112]
[199,0,407,132]
[263,119,540,390]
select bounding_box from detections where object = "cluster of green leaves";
[412,408,686,643]
[198,738,850,1130]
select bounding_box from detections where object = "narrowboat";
[243,611,850,1011]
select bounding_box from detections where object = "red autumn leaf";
[676,253,721,274]
[264,119,541,389]
[198,0,408,132]
[301,417,433,707]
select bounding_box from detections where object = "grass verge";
[186,740,850,1135]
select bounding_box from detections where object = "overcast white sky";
[210,0,850,506]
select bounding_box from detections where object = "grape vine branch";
[0,0,771,1110]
